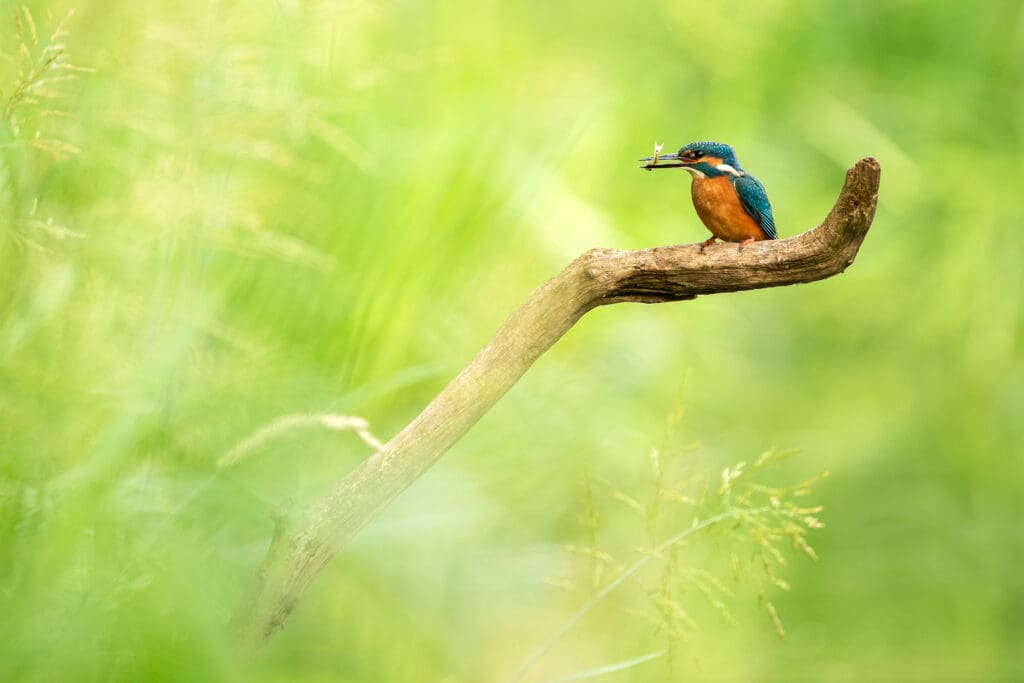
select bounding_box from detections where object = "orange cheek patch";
[682,154,723,168]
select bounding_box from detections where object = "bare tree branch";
[231,157,881,656]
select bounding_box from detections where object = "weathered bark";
[232,157,881,655]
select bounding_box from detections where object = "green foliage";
[0,5,87,264]
[513,396,826,681]
[2,7,84,152]
[1,1,1022,682]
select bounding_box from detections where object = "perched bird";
[640,141,776,249]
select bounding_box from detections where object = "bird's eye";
[691,150,704,159]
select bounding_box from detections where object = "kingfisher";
[640,141,777,249]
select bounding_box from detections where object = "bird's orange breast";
[691,176,767,242]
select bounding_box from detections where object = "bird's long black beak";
[638,152,685,169]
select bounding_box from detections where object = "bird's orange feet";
[738,237,756,251]
[699,236,717,253]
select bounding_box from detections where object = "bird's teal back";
[731,173,776,239]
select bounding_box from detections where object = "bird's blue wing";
[732,173,777,240]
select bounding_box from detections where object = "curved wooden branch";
[232,157,881,655]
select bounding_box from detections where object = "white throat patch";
[683,167,706,179]
[715,163,742,177]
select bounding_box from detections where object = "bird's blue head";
[640,141,744,178]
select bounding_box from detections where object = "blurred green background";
[2,1,1022,681]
